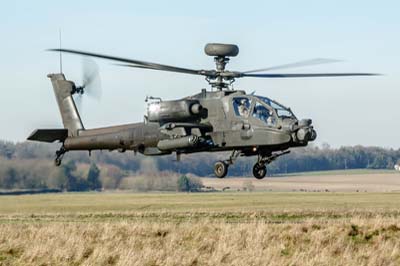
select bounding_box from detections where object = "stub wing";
[27,129,68,143]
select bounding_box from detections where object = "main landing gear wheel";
[253,163,267,179]
[214,161,228,178]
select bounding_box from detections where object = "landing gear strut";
[213,150,290,179]
[54,146,66,166]
[213,150,241,178]
[252,150,291,179]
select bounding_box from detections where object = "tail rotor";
[72,58,102,111]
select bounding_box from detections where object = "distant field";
[203,172,400,192]
[277,168,397,176]
[0,191,400,265]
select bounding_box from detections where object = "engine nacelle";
[147,99,203,123]
[157,135,199,151]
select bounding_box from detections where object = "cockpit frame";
[229,94,296,129]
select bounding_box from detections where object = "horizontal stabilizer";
[27,129,68,143]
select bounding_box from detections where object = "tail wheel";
[214,161,228,178]
[54,158,62,166]
[253,163,267,179]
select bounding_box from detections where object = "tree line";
[0,140,399,190]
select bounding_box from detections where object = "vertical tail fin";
[48,73,84,136]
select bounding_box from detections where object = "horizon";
[1,137,399,153]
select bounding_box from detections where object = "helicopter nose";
[295,119,317,143]
[309,128,317,141]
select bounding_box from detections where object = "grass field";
[1,191,400,265]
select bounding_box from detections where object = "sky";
[0,0,399,148]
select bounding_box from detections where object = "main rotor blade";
[113,63,209,75]
[48,48,204,76]
[243,58,342,74]
[242,73,380,78]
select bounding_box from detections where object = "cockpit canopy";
[232,95,295,125]
[254,96,295,118]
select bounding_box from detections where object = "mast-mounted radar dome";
[204,43,239,57]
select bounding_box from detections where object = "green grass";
[1,192,400,223]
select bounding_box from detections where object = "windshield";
[252,102,276,126]
[255,96,295,118]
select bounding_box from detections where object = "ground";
[202,170,400,192]
[1,171,400,265]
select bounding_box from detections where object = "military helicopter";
[27,43,377,179]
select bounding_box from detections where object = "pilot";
[254,106,275,126]
[255,106,267,120]
[238,99,249,117]
[266,110,275,126]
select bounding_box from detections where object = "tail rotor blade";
[74,93,83,113]
[81,58,102,100]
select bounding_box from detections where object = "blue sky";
[1,0,399,148]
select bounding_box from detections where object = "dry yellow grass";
[1,192,400,265]
[1,218,400,265]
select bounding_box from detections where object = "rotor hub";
[203,44,240,90]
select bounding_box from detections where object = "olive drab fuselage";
[27,73,317,179]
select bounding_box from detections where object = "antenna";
[59,29,63,74]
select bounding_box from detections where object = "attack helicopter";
[28,43,377,179]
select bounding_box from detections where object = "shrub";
[177,175,203,192]
[87,163,102,190]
